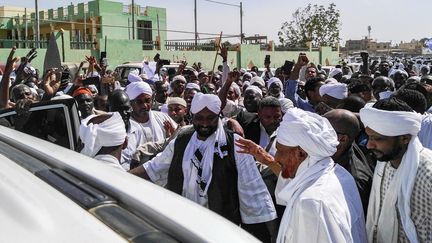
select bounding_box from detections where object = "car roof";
[0,126,259,243]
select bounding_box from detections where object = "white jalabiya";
[418,114,432,149]
[79,112,127,158]
[182,119,226,206]
[275,108,366,243]
[360,106,423,243]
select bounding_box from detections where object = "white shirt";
[143,133,277,224]
[277,164,367,243]
[94,154,126,171]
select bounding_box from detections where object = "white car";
[0,99,259,243]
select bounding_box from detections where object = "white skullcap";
[172,75,186,83]
[245,85,263,96]
[250,76,265,87]
[186,82,201,91]
[125,81,152,100]
[329,68,342,78]
[128,70,143,83]
[267,77,283,89]
[319,80,348,100]
[277,108,338,159]
[190,93,221,115]
[359,106,422,136]
[279,98,294,113]
[79,112,127,158]
[167,97,187,107]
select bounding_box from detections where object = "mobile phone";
[264,55,271,64]
[283,60,294,74]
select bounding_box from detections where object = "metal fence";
[0,39,48,49]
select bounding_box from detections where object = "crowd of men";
[1,45,432,243]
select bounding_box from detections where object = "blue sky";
[2,0,431,45]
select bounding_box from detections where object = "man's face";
[171,80,186,95]
[378,62,390,75]
[393,73,407,90]
[307,82,324,105]
[130,93,152,121]
[243,90,261,112]
[365,127,405,162]
[192,108,219,139]
[227,87,237,101]
[168,104,186,123]
[258,107,282,135]
[274,142,305,178]
[203,83,216,94]
[305,67,317,80]
[155,84,169,103]
[12,85,33,102]
[342,66,351,75]
[184,89,197,110]
[75,94,94,118]
[268,83,281,97]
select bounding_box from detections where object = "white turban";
[186,82,201,91]
[128,69,142,83]
[245,85,263,96]
[277,108,338,159]
[250,76,265,87]
[79,112,127,158]
[360,106,423,243]
[329,68,342,78]
[279,98,294,114]
[190,93,221,115]
[243,72,252,79]
[267,77,283,89]
[231,83,241,96]
[125,81,152,100]
[172,75,186,83]
[319,80,348,100]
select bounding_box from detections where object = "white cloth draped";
[360,106,423,243]
[190,93,221,115]
[79,112,127,157]
[182,119,226,206]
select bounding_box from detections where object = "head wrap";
[360,106,422,243]
[125,81,152,100]
[329,68,342,78]
[277,108,338,159]
[190,93,221,115]
[87,84,98,95]
[185,82,201,91]
[230,83,241,96]
[172,75,186,83]
[243,72,252,79]
[250,76,265,87]
[167,97,187,107]
[279,98,294,114]
[128,69,142,83]
[72,87,92,98]
[319,80,348,100]
[267,77,283,89]
[79,112,127,158]
[245,85,263,97]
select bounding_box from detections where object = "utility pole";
[131,0,135,40]
[194,0,198,46]
[35,0,40,47]
[240,2,243,44]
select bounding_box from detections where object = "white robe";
[276,162,367,243]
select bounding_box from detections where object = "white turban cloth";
[360,106,423,243]
[277,107,338,160]
[267,77,283,89]
[329,68,342,78]
[126,81,153,100]
[190,93,221,115]
[185,82,201,91]
[128,69,142,83]
[319,80,348,100]
[79,112,127,158]
[245,85,263,97]
[250,76,265,87]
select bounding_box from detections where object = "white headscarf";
[128,69,142,83]
[125,81,153,100]
[329,68,342,78]
[186,82,201,91]
[319,80,348,100]
[190,93,221,115]
[79,112,126,158]
[275,108,339,243]
[250,76,265,87]
[360,106,423,243]
[267,77,285,99]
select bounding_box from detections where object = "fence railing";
[0,39,49,49]
[70,40,97,50]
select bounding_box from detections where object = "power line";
[203,0,240,8]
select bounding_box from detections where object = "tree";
[278,3,341,48]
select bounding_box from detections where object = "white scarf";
[360,106,422,243]
[181,119,226,206]
[147,110,168,143]
[276,156,335,243]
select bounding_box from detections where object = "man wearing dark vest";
[130,93,277,239]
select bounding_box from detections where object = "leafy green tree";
[278,3,341,48]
